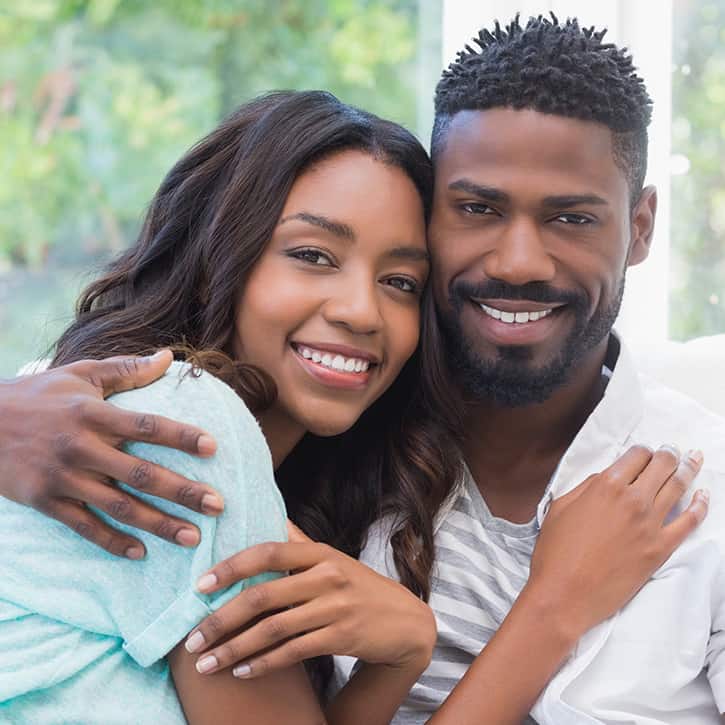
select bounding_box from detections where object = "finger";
[633,445,681,500]
[41,497,146,560]
[658,489,709,560]
[286,519,312,543]
[72,350,173,397]
[653,449,704,519]
[83,398,216,458]
[196,541,327,594]
[600,444,654,487]
[187,569,325,652]
[232,630,333,680]
[78,438,223,516]
[68,474,202,548]
[193,600,332,674]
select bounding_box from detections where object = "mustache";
[450,279,586,306]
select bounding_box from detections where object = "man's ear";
[628,185,657,267]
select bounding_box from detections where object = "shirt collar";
[535,331,645,525]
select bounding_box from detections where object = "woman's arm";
[182,529,436,725]
[0,350,222,556]
[427,445,708,725]
[168,643,326,725]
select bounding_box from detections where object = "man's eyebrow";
[541,194,609,208]
[448,179,509,204]
[386,246,430,263]
[278,212,355,240]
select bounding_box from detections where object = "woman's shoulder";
[109,360,270,468]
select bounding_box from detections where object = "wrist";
[513,581,584,653]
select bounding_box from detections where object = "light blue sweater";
[0,362,287,723]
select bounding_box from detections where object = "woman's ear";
[627,185,657,267]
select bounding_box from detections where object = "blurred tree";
[671,0,725,338]
[0,0,423,374]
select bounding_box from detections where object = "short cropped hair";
[432,14,653,204]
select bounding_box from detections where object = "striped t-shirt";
[332,467,540,724]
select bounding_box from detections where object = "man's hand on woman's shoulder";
[0,350,223,558]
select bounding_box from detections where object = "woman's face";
[234,150,428,440]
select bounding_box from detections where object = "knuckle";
[134,413,158,438]
[258,542,282,568]
[128,462,153,490]
[106,496,133,522]
[219,639,243,665]
[252,656,269,677]
[153,518,179,541]
[262,615,288,642]
[73,518,96,541]
[285,637,310,663]
[203,612,227,639]
[176,484,200,507]
[215,557,239,583]
[52,432,81,463]
[116,358,141,380]
[318,561,348,589]
[245,585,271,613]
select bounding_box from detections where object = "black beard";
[437,278,625,407]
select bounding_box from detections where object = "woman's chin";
[302,412,364,438]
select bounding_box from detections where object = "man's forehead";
[435,107,624,195]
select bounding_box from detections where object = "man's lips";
[467,298,568,345]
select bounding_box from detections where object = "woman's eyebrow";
[278,212,355,241]
[386,246,430,263]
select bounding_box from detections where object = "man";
[1,14,723,724]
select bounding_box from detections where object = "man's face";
[428,108,654,406]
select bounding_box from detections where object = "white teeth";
[295,345,372,374]
[479,303,553,325]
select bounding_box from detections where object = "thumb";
[83,349,174,398]
[286,519,312,543]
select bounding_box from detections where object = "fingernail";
[201,493,224,514]
[195,654,218,674]
[125,546,145,560]
[197,434,217,456]
[698,488,710,504]
[185,630,206,653]
[197,573,218,593]
[659,444,680,457]
[175,528,200,547]
[233,663,252,678]
[687,449,704,467]
[148,350,167,361]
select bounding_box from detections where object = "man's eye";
[555,214,593,225]
[385,276,418,294]
[460,202,496,215]
[289,248,334,266]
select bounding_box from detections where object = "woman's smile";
[290,341,378,390]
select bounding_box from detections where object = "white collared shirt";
[334,335,725,724]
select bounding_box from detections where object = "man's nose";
[483,216,556,286]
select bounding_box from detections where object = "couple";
[2,14,724,725]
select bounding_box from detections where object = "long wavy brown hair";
[52,90,463,694]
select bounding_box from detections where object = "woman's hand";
[0,350,223,558]
[526,444,708,641]
[184,523,437,680]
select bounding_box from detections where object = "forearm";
[326,658,428,725]
[428,585,577,725]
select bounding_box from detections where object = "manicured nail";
[233,663,252,678]
[698,488,710,504]
[197,573,218,593]
[197,434,217,456]
[175,528,200,547]
[195,655,218,674]
[201,493,224,514]
[185,630,206,653]
[125,545,145,560]
[659,444,680,457]
[687,449,704,467]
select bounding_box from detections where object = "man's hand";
[0,350,223,559]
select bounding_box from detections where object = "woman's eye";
[385,276,418,294]
[289,248,334,266]
[555,213,593,225]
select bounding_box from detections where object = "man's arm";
[0,350,224,558]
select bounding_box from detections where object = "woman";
[0,90,706,725]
